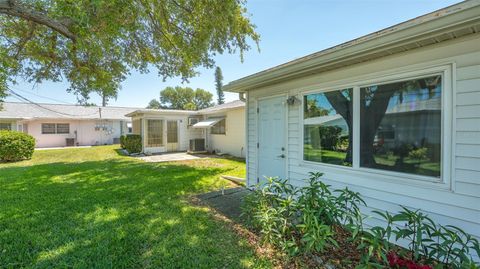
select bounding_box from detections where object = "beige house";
[126,100,245,157]
[0,102,137,147]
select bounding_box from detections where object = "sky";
[6,0,462,108]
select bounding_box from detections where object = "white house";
[126,100,246,157]
[224,0,480,248]
[0,102,137,147]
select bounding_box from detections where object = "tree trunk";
[0,0,76,40]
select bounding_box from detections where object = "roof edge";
[224,0,480,92]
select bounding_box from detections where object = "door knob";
[277,154,285,158]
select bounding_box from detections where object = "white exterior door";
[257,96,286,183]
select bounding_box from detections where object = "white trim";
[353,86,360,169]
[298,63,453,189]
[255,93,289,183]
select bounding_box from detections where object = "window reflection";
[360,75,441,177]
[304,88,353,166]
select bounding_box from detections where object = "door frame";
[255,93,289,184]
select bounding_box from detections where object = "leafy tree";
[146,99,161,109]
[193,88,213,109]
[159,86,212,110]
[214,66,224,104]
[0,0,259,103]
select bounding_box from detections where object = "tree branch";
[0,0,76,41]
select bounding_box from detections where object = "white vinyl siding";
[246,35,480,246]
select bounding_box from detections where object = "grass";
[0,146,271,268]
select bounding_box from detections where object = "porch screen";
[147,119,163,147]
[0,122,11,130]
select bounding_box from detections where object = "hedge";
[120,135,126,149]
[124,134,142,154]
[0,130,35,162]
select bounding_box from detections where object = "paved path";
[139,152,209,162]
[195,187,250,221]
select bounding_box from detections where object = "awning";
[192,118,223,129]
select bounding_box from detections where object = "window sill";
[298,160,451,192]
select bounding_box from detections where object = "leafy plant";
[123,134,142,154]
[0,130,35,162]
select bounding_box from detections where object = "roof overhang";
[125,109,197,117]
[224,1,480,93]
[192,117,224,128]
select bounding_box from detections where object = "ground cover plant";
[241,173,480,268]
[0,145,271,268]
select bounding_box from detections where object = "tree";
[0,0,259,103]
[214,66,224,104]
[146,99,161,109]
[159,86,212,110]
[194,88,213,109]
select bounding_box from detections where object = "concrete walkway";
[139,152,209,162]
[35,146,92,151]
[195,187,250,221]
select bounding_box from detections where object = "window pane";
[211,119,226,134]
[304,88,353,166]
[167,121,178,143]
[56,124,70,134]
[147,120,163,147]
[42,123,56,134]
[360,75,441,178]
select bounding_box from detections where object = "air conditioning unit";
[188,117,200,126]
[189,139,205,152]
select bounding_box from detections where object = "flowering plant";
[387,252,432,269]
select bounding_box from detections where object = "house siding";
[246,34,480,243]
[206,108,246,158]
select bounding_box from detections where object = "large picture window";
[147,119,163,147]
[304,88,353,166]
[303,74,443,179]
[360,75,441,177]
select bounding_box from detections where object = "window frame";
[41,123,57,134]
[299,64,453,186]
[210,118,226,135]
[56,123,70,134]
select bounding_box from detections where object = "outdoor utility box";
[66,138,75,147]
[189,139,205,152]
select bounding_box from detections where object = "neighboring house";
[0,102,137,147]
[125,100,245,157]
[224,0,480,252]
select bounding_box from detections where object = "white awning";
[192,118,223,129]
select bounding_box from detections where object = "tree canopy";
[159,86,213,110]
[0,0,259,103]
[146,98,161,109]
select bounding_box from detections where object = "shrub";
[124,134,142,153]
[0,130,35,162]
[242,173,480,268]
[120,135,126,149]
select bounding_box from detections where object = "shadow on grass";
[0,159,265,268]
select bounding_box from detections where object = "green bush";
[242,173,480,268]
[0,130,35,162]
[124,134,142,153]
[120,135,126,149]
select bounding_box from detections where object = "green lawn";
[0,146,271,268]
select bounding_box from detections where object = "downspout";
[243,91,249,187]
